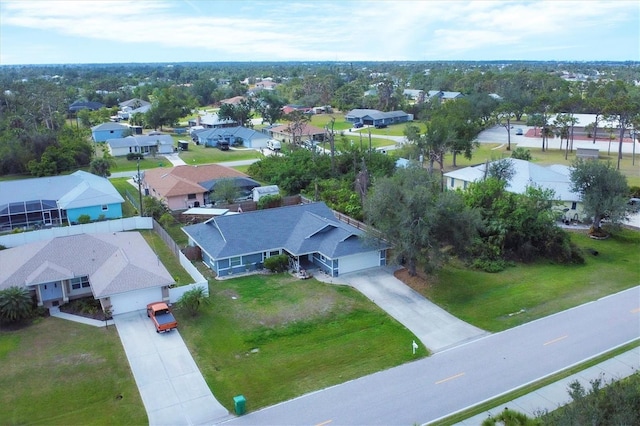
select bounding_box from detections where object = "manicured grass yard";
[409,228,640,331]
[0,318,146,425]
[177,273,426,411]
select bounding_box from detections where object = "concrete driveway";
[339,267,488,352]
[114,310,230,425]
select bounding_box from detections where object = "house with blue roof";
[345,109,413,127]
[182,202,387,277]
[193,126,271,149]
[91,122,130,142]
[0,171,124,231]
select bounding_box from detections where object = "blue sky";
[1,0,638,65]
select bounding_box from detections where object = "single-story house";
[182,202,387,277]
[142,164,260,210]
[106,134,175,156]
[91,122,130,142]
[403,89,425,101]
[188,113,237,128]
[282,105,313,115]
[0,171,124,231]
[193,126,271,149]
[117,98,151,120]
[0,232,174,315]
[344,109,413,127]
[267,123,326,144]
[443,158,584,221]
[220,96,246,106]
[427,91,464,103]
[69,100,104,113]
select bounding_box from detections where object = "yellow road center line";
[435,372,465,384]
[544,335,568,346]
[631,307,640,314]
[315,420,332,426]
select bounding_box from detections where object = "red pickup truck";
[146,302,178,333]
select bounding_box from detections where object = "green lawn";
[420,229,640,331]
[178,145,262,165]
[0,318,146,425]
[177,273,427,411]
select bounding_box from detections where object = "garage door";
[109,287,163,315]
[338,251,380,275]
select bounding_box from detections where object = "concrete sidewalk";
[338,267,489,352]
[455,347,640,425]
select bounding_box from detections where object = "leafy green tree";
[0,286,34,324]
[494,101,518,151]
[257,91,285,125]
[218,99,255,127]
[364,166,479,275]
[89,157,113,177]
[142,195,168,219]
[332,83,363,112]
[213,179,240,204]
[176,286,210,317]
[569,159,631,235]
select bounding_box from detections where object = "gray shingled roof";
[182,202,382,260]
[0,233,174,297]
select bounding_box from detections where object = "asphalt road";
[220,286,640,426]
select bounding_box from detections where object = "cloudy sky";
[1,0,638,65]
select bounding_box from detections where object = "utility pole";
[137,159,143,216]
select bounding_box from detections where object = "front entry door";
[40,282,63,301]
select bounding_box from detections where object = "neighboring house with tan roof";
[267,122,326,144]
[0,232,174,315]
[219,96,246,106]
[142,164,260,210]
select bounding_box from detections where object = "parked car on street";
[515,128,524,135]
[375,123,388,129]
[353,122,363,128]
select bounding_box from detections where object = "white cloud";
[1,0,637,63]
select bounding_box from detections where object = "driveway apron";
[114,310,230,425]
[340,267,488,352]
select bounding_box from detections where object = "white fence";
[168,249,209,303]
[0,217,153,248]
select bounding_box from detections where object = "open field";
[399,228,640,332]
[0,318,147,425]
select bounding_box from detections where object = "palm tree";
[0,286,33,323]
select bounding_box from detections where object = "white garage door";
[338,251,380,275]
[109,287,163,315]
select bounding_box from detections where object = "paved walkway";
[456,347,640,425]
[114,310,231,426]
[336,267,489,352]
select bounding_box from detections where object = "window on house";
[571,202,577,210]
[269,250,280,257]
[70,276,90,290]
[101,205,108,211]
[230,257,241,267]
[187,194,196,200]
[450,178,455,188]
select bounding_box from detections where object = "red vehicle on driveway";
[146,302,178,333]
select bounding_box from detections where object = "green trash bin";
[233,395,246,415]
